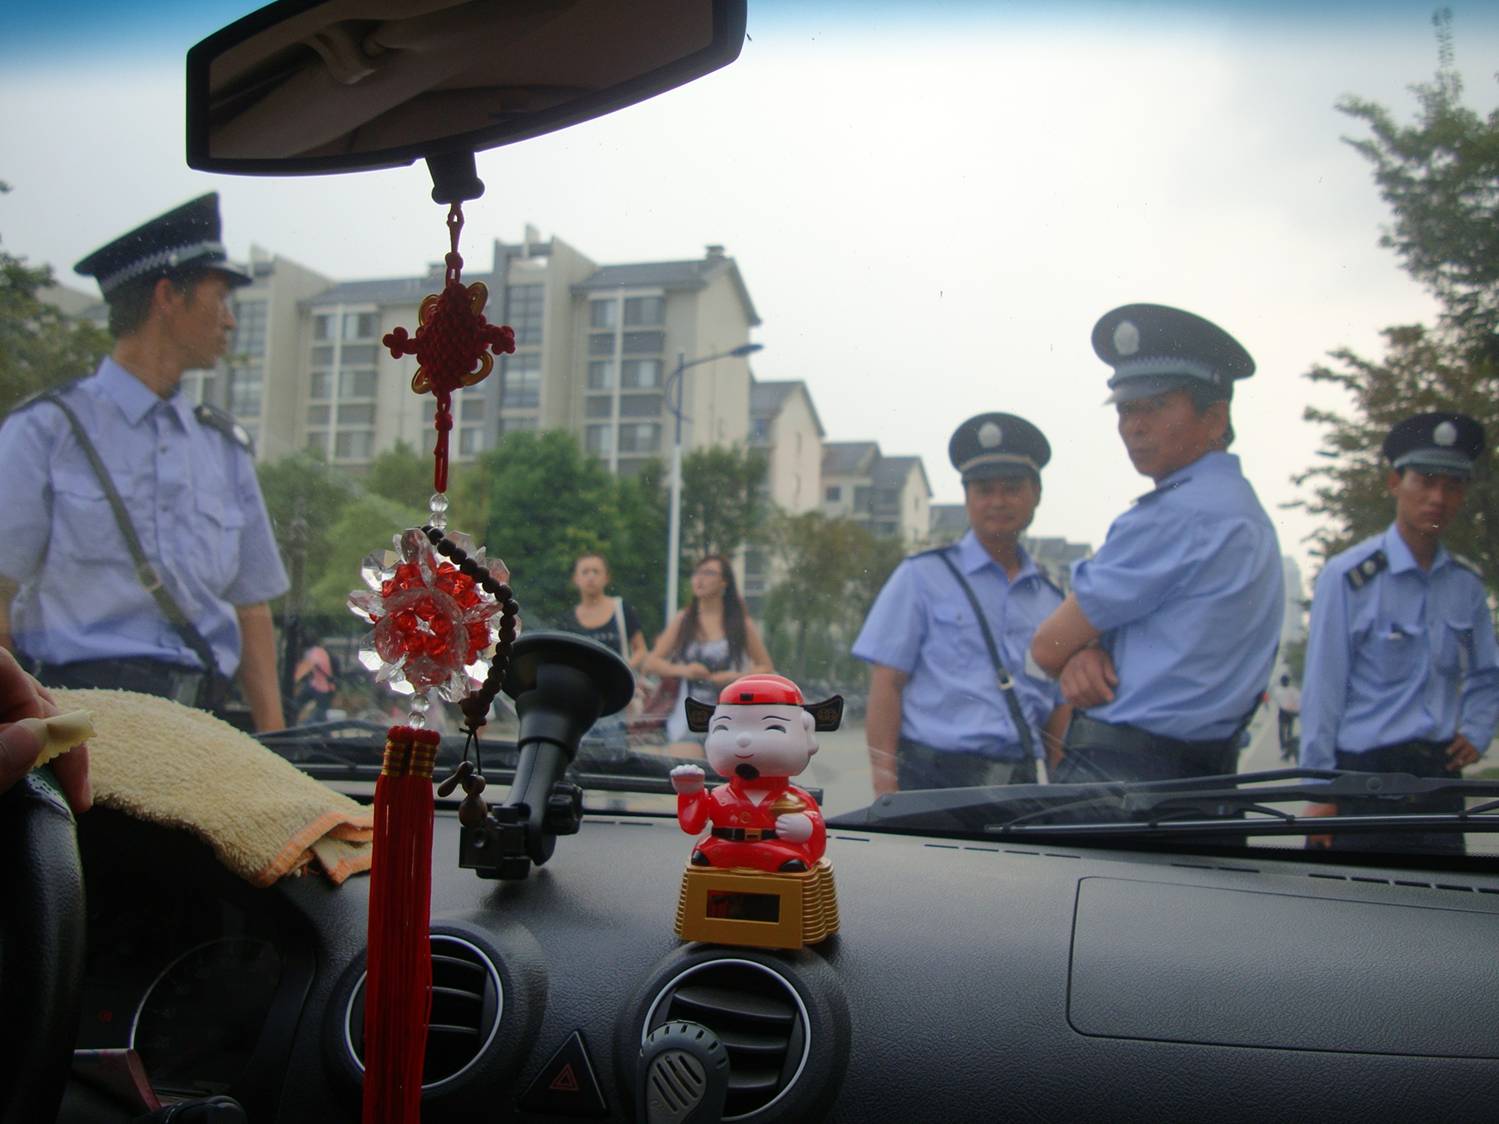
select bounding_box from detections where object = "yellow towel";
[55,688,374,886]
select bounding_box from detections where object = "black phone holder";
[459,632,635,880]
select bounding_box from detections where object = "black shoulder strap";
[1344,549,1387,591]
[194,403,254,454]
[39,393,221,680]
[933,548,1037,761]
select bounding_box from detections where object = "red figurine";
[670,674,843,874]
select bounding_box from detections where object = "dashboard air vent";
[643,958,808,1120]
[345,933,503,1089]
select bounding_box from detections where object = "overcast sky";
[4,1,1498,590]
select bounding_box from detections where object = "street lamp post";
[663,342,764,625]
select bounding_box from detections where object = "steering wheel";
[0,768,87,1123]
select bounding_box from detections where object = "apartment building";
[820,442,932,545]
[744,378,827,610]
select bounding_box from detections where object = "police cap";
[74,193,252,299]
[949,412,1050,484]
[1382,412,1485,478]
[1093,303,1254,405]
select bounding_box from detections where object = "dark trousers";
[1277,710,1297,753]
[897,739,1037,790]
[36,657,226,714]
[1328,740,1466,855]
[1053,715,1239,784]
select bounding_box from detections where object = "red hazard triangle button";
[519,1030,608,1117]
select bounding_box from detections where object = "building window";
[337,403,375,426]
[875,521,898,537]
[310,344,335,366]
[340,343,377,365]
[339,369,377,399]
[230,299,267,357]
[313,314,335,341]
[750,417,770,441]
[620,394,662,418]
[587,360,616,389]
[458,427,483,455]
[460,396,484,421]
[585,396,612,419]
[306,431,328,457]
[618,422,660,454]
[501,354,540,408]
[825,485,841,502]
[309,371,331,400]
[854,486,872,508]
[498,416,539,436]
[589,299,618,329]
[229,370,263,417]
[508,283,544,346]
[343,311,377,340]
[622,330,664,354]
[306,405,330,426]
[588,333,615,356]
[585,425,613,455]
[621,358,661,388]
[335,430,374,459]
[624,296,664,326]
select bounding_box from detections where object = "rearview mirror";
[186,0,746,188]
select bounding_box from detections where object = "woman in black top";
[558,552,647,670]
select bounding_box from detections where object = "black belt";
[36,657,227,711]
[711,827,779,842]
[1066,714,1237,757]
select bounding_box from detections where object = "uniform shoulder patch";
[194,403,254,453]
[1344,549,1387,590]
[1450,552,1484,580]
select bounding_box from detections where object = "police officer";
[854,413,1069,795]
[1031,304,1283,782]
[1300,412,1499,853]
[0,194,289,731]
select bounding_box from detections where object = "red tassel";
[363,726,439,1124]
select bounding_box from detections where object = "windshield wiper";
[827,768,1499,840]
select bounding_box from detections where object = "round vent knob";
[641,959,809,1120]
[344,933,503,1091]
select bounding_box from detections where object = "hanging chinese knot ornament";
[347,203,518,1124]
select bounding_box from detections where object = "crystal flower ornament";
[349,528,502,700]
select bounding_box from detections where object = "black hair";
[672,553,747,668]
[105,267,215,339]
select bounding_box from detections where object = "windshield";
[3,0,1497,861]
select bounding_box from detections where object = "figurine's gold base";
[674,858,839,949]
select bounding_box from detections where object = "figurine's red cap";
[718,674,804,707]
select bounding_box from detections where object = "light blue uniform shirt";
[0,358,288,675]
[1299,524,1499,770]
[1070,451,1283,740]
[853,530,1064,759]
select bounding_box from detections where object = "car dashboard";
[65,797,1499,1123]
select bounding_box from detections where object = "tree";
[308,493,427,613]
[256,451,358,610]
[453,429,667,632]
[1,185,112,414]
[678,445,770,564]
[1337,10,1499,346]
[365,440,435,510]
[1294,15,1499,588]
[761,511,905,687]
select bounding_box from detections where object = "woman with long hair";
[645,554,773,756]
